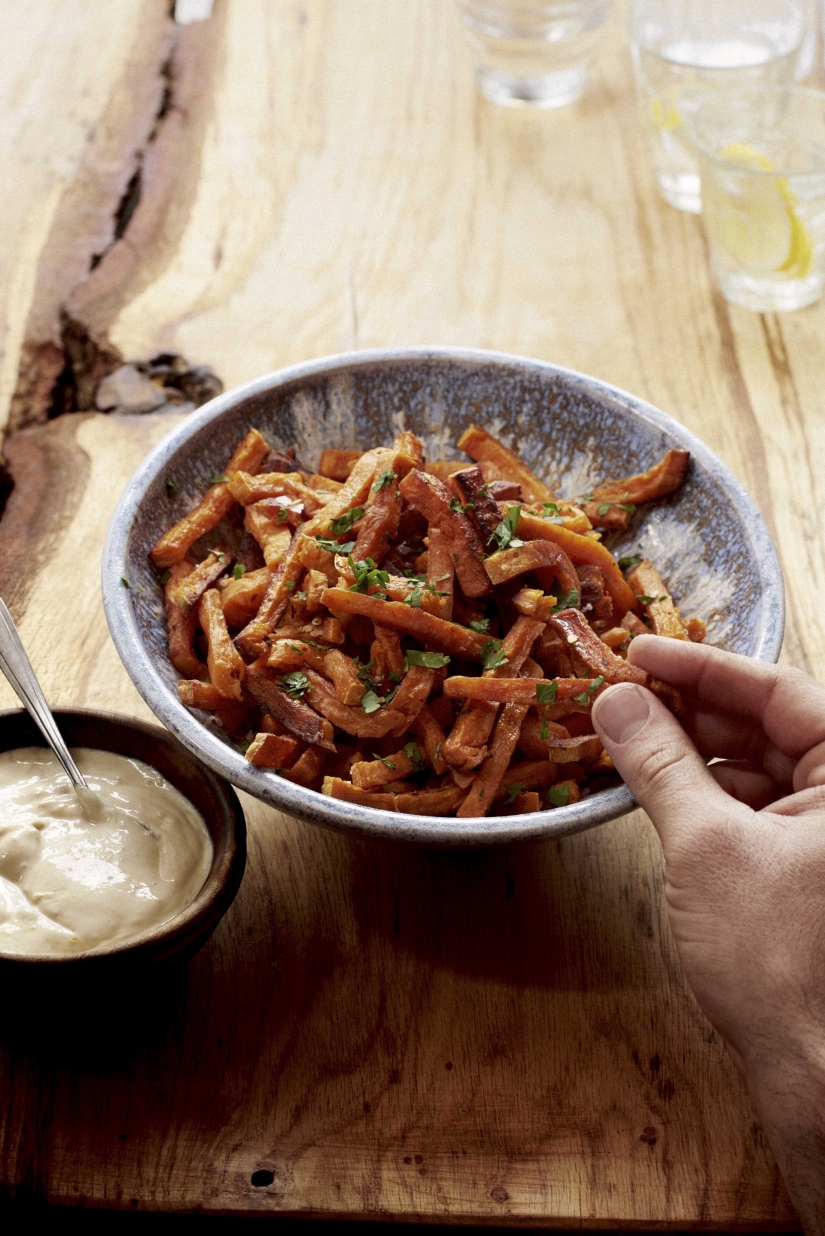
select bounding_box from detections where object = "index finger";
[627,636,825,761]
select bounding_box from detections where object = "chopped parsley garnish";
[636,594,655,605]
[551,588,580,612]
[434,742,442,762]
[469,617,490,634]
[489,504,523,552]
[120,577,130,589]
[404,650,451,671]
[373,753,396,769]
[540,716,549,741]
[388,671,402,684]
[277,508,290,523]
[403,568,426,582]
[540,502,563,525]
[210,473,230,484]
[233,563,246,581]
[573,676,605,705]
[476,483,489,498]
[328,506,364,535]
[360,689,383,714]
[282,672,311,702]
[402,740,425,772]
[481,639,508,672]
[535,681,558,705]
[314,536,356,554]
[547,783,570,807]
[449,497,474,514]
[618,503,636,514]
[160,570,171,586]
[348,556,390,596]
[238,740,250,754]
[294,590,307,601]
[598,502,610,516]
[285,580,295,591]
[581,492,594,502]
[372,469,396,493]
[164,474,177,499]
[505,782,524,806]
[618,553,643,570]
[404,586,423,608]
[280,671,311,699]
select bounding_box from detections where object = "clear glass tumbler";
[457,0,614,109]
[629,0,811,213]
[689,87,825,311]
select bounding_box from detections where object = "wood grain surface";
[0,0,822,1226]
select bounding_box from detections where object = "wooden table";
[0,0,822,1226]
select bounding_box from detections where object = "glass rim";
[628,0,810,68]
[684,85,825,178]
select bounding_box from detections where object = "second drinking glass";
[629,0,811,212]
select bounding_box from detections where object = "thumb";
[591,682,732,848]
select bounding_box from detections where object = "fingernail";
[592,684,651,745]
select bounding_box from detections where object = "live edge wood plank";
[0,414,797,1225]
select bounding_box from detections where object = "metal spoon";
[0,597,89,791]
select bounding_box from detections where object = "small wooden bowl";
[0,708,246,974]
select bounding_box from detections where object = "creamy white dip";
[0,747,213,956]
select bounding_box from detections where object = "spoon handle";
[0,598,88,790]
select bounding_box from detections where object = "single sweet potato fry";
[165,560,207,679]
[548,734,604,764]
[458,702,530,818]
[296,535,338,585]
[322,776,397,810]
[318,449,363,481]
[280,747,327,786]
[266,639,328,673]
[411,706,448,774]
[214,699,251,736]
[393,430,425,464]
[515,512,638,619]
[246,732,300,769]
[590,448,690,505]
[178,680,223,710]
[451,465,503,545]
[235,532,304,658]
[324,650,365,706]
[394,784,468,815]
[371,625,405,683]
[399,469,491,599]
[302,669,406,738]
[388,665,436,725]
[600,626,630,650]
[422,526,454,619]
[511,587,543,617]
[582,501,633,533]
[498,791,541,814]
[320,588,488,660]
[171,548,231,616]
[303,568,329,614]
[199,589,246,701]
[517,714,570,759]
[229,470,327,512]
[245,659,337,750]
[351,474,402,564]
[497,759,559,798]
[484,539,579,597]
[151,428,269,568]
[548,609,648,686]
[457,424,557,504]
[444,675,604,703]
[627,558,688,640]
[351,747,417,789]
[220,566,270,629]
[620,610,650,638]
[243,505,294,568]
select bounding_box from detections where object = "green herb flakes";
[360,689,383,714]
[120,577,130,589]
[160,570,171,586]
[328,507,364,535]
[210,473,230,485]
[535,681,558,704]
[547,783,570,807]
[551,588,580,613]
[373,753,396,770]
[164,474,177,499]
[469,617,490,634]
[372,470,396,493]
[404,650,451,671]
[505,782,524,806]
[618,553,643,570]
[280,671,310,699]
[314,536,356,555]
[402,740,425,772]
[489,504,523,553]
[233,563,247,581]
[481,639,508,672]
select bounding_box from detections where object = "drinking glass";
[689,87,825,311]
[629,0,811,213]
[457,0,614,109]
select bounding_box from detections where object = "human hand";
[591,636,825,1231]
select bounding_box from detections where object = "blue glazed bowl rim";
[102,346,784,847]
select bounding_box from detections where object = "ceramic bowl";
[102,347,784,847]
[0,708,246,972]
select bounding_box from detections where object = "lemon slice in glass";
[716,142,813,278]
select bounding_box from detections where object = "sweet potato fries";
[152,426,702,817]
